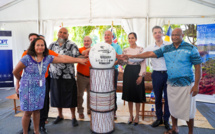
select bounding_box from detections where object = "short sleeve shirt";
[77,47,91,76]
[49,40,80,79]
[144,41,171,71]
[153,41,202,86]
[111,42,122,69]
[21,50,58,78]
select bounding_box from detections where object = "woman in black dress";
[120,32,146,125]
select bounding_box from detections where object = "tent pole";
[146,15,149,48]
[146,0,149,48]
[37,0,40,33]
[89,0,92,23]
[146,0,150,67]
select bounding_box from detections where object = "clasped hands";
[81,48,131,61]
[116,54,131,60]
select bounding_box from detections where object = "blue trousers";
[151,71,170,121]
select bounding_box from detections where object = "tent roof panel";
[0,0,215,22]
[92,0,147,18]
[40,0,90,20]
[0,0,38,21]
[149,0,215,17]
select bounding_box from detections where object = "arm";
[114,45,123,65]
[116,53,124,60]
[52,55,88,65]
[129,51,157,59]
[82,48,91,57]
[136,48,147,85]
[114,60,118,65]
[136,60,147,85]
[19,51,27,76]
[139,59,147,76]
[13,62,26,93]
[190,64,202,97]
[117,50,128,66]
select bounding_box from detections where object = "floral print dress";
[19,55,54,111]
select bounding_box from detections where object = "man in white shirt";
[144,26,171,130]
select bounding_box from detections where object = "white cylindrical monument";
[89,43,116,133]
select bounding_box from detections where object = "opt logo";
[0,39,8,45]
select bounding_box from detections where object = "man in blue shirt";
[123,28,202,134]
[104,30,122,120]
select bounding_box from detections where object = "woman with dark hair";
[120,32,146,126]
[13,38,87,134]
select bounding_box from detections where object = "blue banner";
[197,24,215,63]
[0,31,14,88]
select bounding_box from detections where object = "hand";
[125,55,133,60]
[136,76,142,85]
[78,58,88,65]
[190,84,199,97]
[123,55,129,60]
[118,54,129,60]
[82,48,91,57]
[15,80,20,94]
[116,54,123,60]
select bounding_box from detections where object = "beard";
[58,38,66,44]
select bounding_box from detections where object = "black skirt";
[122,65,146,103]
[50,77,77,108]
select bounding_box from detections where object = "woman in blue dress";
[13,38,87,134]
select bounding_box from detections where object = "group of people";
[13,26,202,134]
[119,27,202,134]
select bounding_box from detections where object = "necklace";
[35,56,43,87]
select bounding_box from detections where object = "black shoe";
[53,116,64,124]
[151,119,163,127]
[40,126,48,134]
[164,121,171,130]
[72,118,79,127]
[133,117,139,126]
[133,122,139,126]
[128,116,133,125]
[16,129,23,134]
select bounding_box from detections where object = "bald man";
[77,36,92,119]
[104,30,122,120]
[49,27,80,127]
[123,28,202,134]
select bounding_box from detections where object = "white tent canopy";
[0,0,215,66]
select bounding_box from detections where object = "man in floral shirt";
[49,27,80,127]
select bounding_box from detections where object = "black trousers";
[40,76,50,127]
[114,69,118,112]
